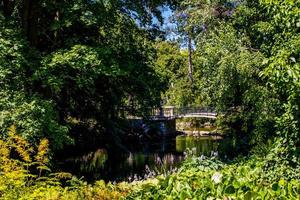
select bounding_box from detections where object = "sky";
[154,6,179,41]
[132,5,179,41]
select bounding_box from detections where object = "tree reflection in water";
[60,136,225,182]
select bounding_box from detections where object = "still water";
[59,135,228,182]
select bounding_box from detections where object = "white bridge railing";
[119,106,217,120]
[150,106,217,119]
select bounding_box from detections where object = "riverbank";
[1,131,298,199]
[181,129,223,137]
[175,117,223,137]
[6,155,300,199]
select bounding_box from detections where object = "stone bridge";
[123,106,217,135]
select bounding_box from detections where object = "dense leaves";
[0,0,175,150]
[126,156,300,199]
[0,16,69,150]
[157,0,300,156]
[1,0,300,199]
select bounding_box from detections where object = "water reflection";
[176,136,222,156]
[60,135,225,182]
[70,149,108,172]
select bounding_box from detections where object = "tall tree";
[0,0,178,150]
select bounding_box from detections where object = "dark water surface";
[58,135,228,182]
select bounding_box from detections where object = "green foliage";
[0,126,299,200]
[0,16,69,150]
[1,0,170,151]
[156,19,278,149]
[190,16,280,150]
[154,41,193,106]
[125,156,300,200]
[0,92,70,150]
[262,34,300,161]
[1,0,300,199]
[2,150,300,199]
[0,127,130,200]
[0,21,29,91]
[233,0,300,159]
[0,126,59,199]
[157,0,300,155]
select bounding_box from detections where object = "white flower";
[192,147,197,153]
[211,172,223,184]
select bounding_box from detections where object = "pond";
[57,135,231,182]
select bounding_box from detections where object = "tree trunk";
[187,33,193,83]
[22,0,39,46]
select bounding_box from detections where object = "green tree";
[0,0,177,150]
[0,16,69,150]
[161,0,281,152]
[245,0,300,159]
[154,41,195,106]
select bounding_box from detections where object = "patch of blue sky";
[162,6,179,41]
[126,4,179,41]
[152,5,179,41]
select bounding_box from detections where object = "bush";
[125,156,300,199]
[0,126,130,199]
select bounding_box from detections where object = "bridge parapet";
[120,106,217,120]
[151,106,217,119]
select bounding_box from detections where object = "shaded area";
[57,135,232,182]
